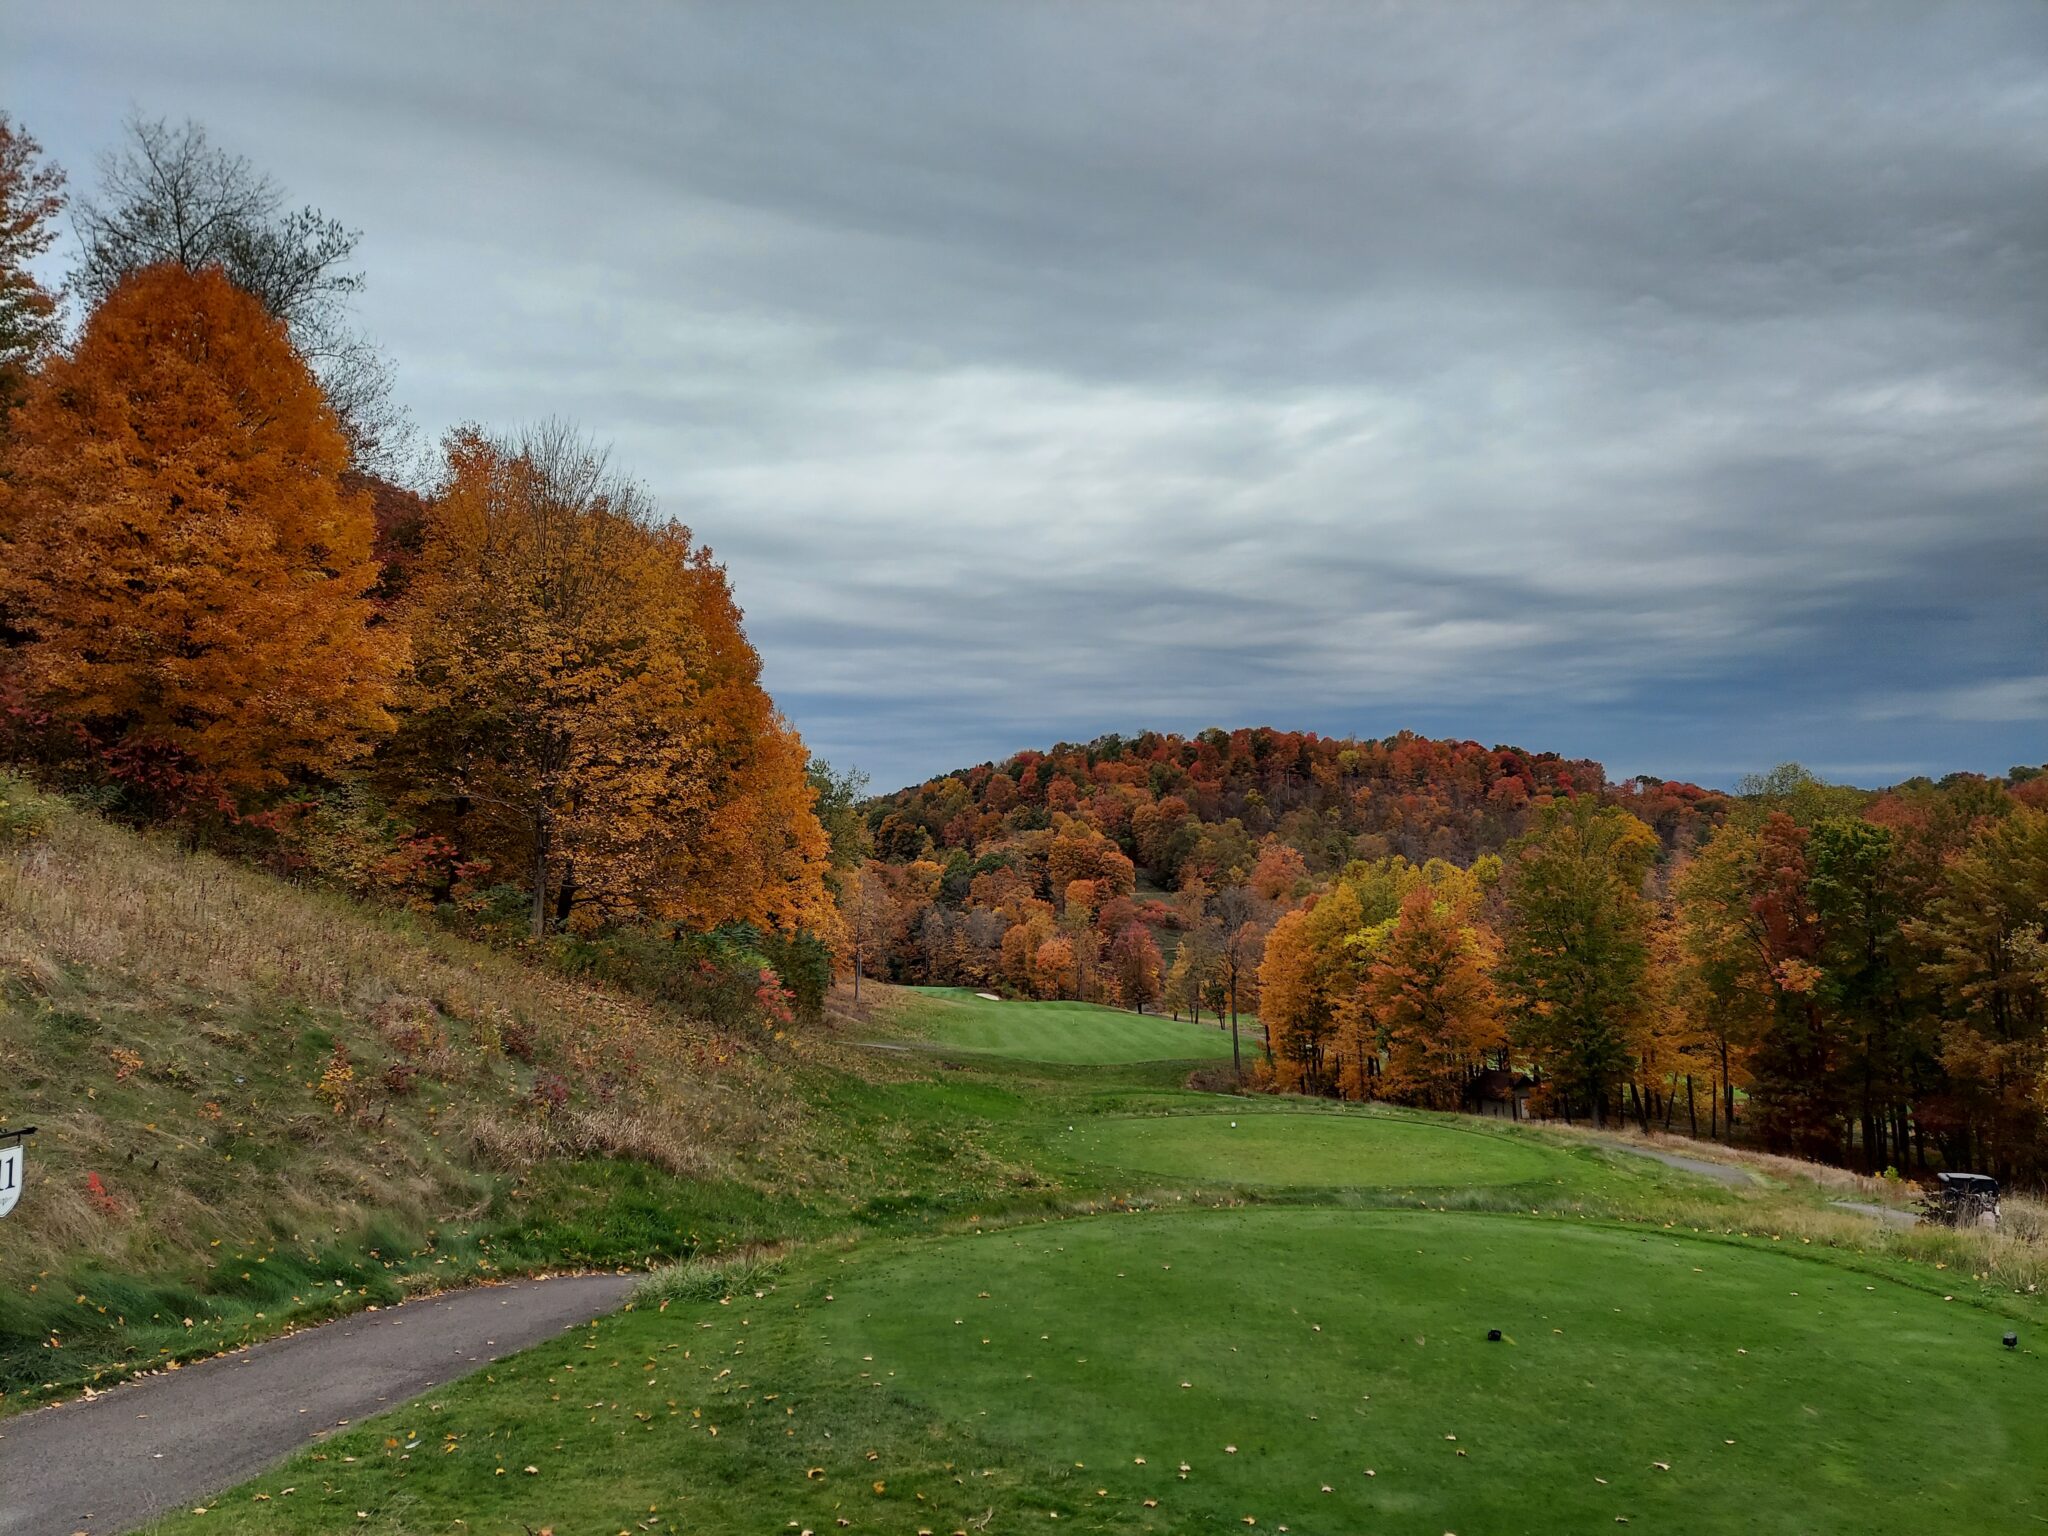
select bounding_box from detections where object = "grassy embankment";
[0,785,1090,1410]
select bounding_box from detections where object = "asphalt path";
[1597,1139,1757,1186]
[1830,1198,1921,1227]
[0,1272,635,1536]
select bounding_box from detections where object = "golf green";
[1062,1107,1568,1188]
[894,986,1240,1063]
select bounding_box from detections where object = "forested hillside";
[857,732,2048,1183]
[871,727,1726,872]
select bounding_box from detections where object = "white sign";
[0,1140,22,1219]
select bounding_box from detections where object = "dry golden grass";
[0,779,792,1288]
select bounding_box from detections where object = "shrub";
[527,1070,570,1119]
[85,1171,120,1216]
[380,1015,440,1064]
[0,778,50,843]
[633,1249,784,1307]
[501,1014,538,1064]
[315,1045,356,1114]
[758,929,832,1024]
[145,1056,197,1089]
[565,922,827,1033]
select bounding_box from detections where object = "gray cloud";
[9,0,2044,790]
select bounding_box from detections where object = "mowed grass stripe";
[1058,1107,1571,1188]
[890,986,1241,1063]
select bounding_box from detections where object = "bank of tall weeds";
[0,778,803,1404]
[1526,1117,2048,1298]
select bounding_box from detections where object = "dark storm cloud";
[9,1,2044,789]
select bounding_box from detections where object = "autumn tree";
[1258,868,1401,1094]
[842,861,898,1001]
[1212,883,1271,1075]
[0,113,64,422]
[1258,904,1337,1091]
[1109,922,1164,1013]
[1035,934,1076,1000]
[1674,811,1864,1159]
[0,264,401,798]
[72,114,405,468]
[1673,825,1771,1140]
[1643,904,1718,1136]
[1367,885,1504,1109]
[1499,800,1659,1124]
[647,552,834,939]
[1249,839,1309,903]
[662,709,837,940]
[1048,830,1135,905]
[1908,806,2048,1178]
[387,423,730,937]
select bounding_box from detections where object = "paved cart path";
[1595,1139,1758,1186]
[1830,1198,1920,1227]
[0,1272,635,1536]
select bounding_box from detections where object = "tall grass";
[1518,1117,2047,1298]
[0,779,806,1402]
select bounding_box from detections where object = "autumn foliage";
[859,726,2048,1179]
[0,118,836,1016]
[376,424,835,942]
[0,265,401,797]
[392,426,716,934]
[1369,885,1505,1110]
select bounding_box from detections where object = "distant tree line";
[860,732,2048,1181]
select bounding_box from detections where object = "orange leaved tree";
[389,422,831,940]
[647,554,834,939]
[1367,885,1504,1109]
[0,263,400,800]
[387,423,713,938]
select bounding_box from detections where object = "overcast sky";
[9,2,2044,792]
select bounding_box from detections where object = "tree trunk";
[1720,1039,1734,1142]
[1686,1074,1697,1139]
[553,858,577,928]
[528,805,551,940]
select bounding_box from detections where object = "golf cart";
[1921,1171,2001,1229]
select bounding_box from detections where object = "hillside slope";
[0,780,818,1407]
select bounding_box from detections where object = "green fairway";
[164,1209,2048,1536]
[889,985,1241,1063]
[1063,1105,1572,1188]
